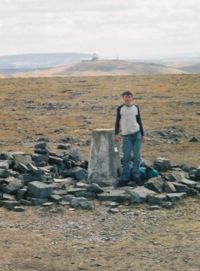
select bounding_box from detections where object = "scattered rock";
[167,193,187,202]
[108,208,119,214]
[87,183,104,193]
[70,197,93,210]
[0,141,199,212]
[144,176,164,193]
[57,143,71,150]
[27,181,54,198]
[129,186,156,203]
[153,157,171,172]
[147,194,168,205]
[189,137,199,142]
[97,189,130,203]
[163,181,177,193]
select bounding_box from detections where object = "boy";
[114,91,145,186]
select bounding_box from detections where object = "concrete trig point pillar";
[88,129,121,186]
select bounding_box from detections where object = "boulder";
[0,169,10,178]
[167,193,187,202]
[147,194,168,205]
[129,186,156,203]
[153,157,171,172]
[144,176,165,193]
[87,183,104,193]
[12,153,33,167]
[97,189,130,202]
[2,178,23,195]
[63,167,87,181]
[27,181,54,198]
[164,181,176,193]
[70,197,94,210]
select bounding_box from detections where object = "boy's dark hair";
[121,91,133,97]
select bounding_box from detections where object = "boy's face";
[122,94,133,105]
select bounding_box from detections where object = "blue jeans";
[121,131,142,181]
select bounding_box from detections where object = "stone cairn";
[0,130,200,212]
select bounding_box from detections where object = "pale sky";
[0,0,200,58]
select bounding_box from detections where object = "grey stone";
[61,194,74,203]
[87,183,104,193]
[42,202,54,207]
[3,178,23,194]
[49,194,62,202]
[0,200,19,210]
[0,160,11,169]
[63,167,87,181]
[31,153,49,163]
[52,189,68,196]
[129,186,156,203]
[68,148,82,161]
[173,182,189,192]
[165,171,186,182]
[164,181,177,193]
[0,152,12,160]
[35,141,47,149]
[12,153,33,167]
[15,162,30,173]
[147,205,161,210]
[147,194,168,205]
[0,193,15,201]
[70,197,93,210]
[27,181,54,198]
[108,208,119,214]
[13,206,25,212]
[144,176,165,193]
[49,155,63,165]
[27,197,48,205]
[34,148,48,155]
[27,163,43,174]
[109,202,119,208]
[20,173,46,184]
[66,187,87,196]
[19,199,32,206]
[16,188,27,201]
[153,157,171,172]
[88,129,121,186]
[189,136,199,142]
[97,189,130,202]
[76,181,89,188]
[75,191,95,199]
[173,182,198,195]
[59,201,70,206]
[161,201,174,209]
[8,170,19,177]
[167,193,187,202]
[196,167,200,179]
[57,143,71,150]
[195,184,200,192]
[179,178,198,188]
[0,169,10,178]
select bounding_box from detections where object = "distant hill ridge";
[0,52,93,71]
[1,52,200,77]
[14,59,187,77]
[179,63,200,73]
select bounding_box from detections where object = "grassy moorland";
[0,74,200,271]
[0,74,199,165]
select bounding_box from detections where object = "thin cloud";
[0,0,200,57]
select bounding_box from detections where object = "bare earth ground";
[0,74,200,270]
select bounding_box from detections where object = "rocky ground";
[0,197,200,271]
